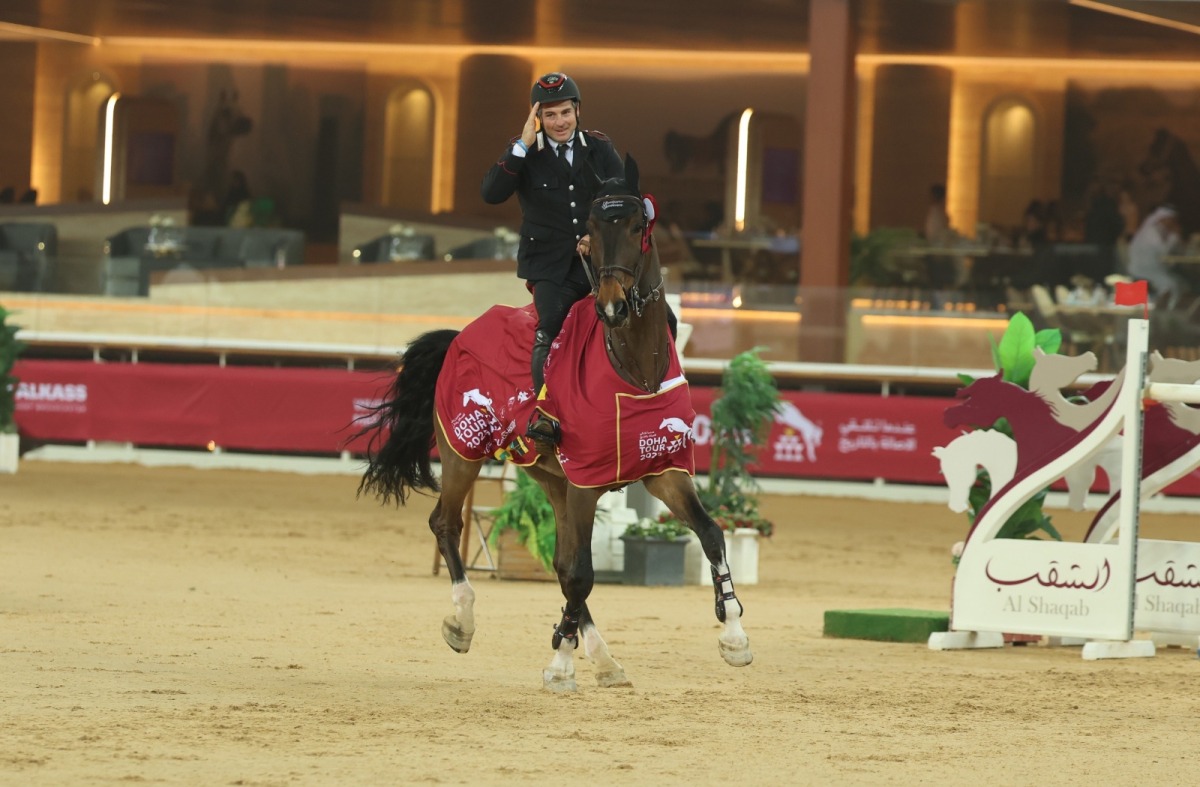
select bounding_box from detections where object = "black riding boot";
[526,329,561,447]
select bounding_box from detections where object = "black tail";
[357,329,459,505]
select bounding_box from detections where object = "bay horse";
[356,155,752,692]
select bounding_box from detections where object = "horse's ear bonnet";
[591,154,645,221]
[594,195,642,222]
[623,154,640,197]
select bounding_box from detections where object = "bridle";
[581,193,662,318]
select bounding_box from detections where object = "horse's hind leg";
[643,473,753,667]
[432,426,484,653]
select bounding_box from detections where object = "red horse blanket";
[435,299,696,487]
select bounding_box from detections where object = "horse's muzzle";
[595,296,630,328]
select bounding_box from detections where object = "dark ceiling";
[1,0,1198,59]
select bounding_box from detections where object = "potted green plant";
[665,347,782,584]
[0,303,25,474]
[849,227,921,287]
[620,515,692,586]
[486,468,556,580]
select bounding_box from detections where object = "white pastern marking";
[451,580,476,634]
[582,624,619,671]
[547,638,576,679]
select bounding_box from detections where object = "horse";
[356,155,752,692]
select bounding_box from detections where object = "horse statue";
[1138,127,1200,235]
[199,89,253,219]
[356,155,752,692]
[663,112,737,175]
[933,429,1017,514]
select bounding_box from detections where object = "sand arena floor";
[3,460,1200,785]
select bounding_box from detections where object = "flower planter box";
[0,432,17,474]
[685,529,761,585]
[495,529,554,582]
[621,536,689,586]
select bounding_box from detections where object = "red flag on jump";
[1114,279,1149,318]
[1114,279,1147,305]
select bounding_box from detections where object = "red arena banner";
[687,387,956,483]
[13,359,394,454]
[12,359,1200,496]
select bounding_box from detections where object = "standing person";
[924,183,952,245]
[1083,180,1124,283]
[481,72,651,448]
[922,183,956,288]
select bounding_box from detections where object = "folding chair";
[431,461,513,575]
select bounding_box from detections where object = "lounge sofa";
[102,226,306,296]
[0,222,57,292]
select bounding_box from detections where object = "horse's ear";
[585,160,603,190]
[624,154,640,195]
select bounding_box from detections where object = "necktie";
[557,142,570,165]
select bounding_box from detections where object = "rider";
[480,72,624,448]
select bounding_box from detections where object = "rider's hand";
[522,103,539,148]
[576,235,591,257]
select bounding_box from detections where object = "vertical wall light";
[101,92,121,205]
[733,107,754,232]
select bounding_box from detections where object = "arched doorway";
[382,84,435,212]
[62,72,118,203]
[979,97,1037,230]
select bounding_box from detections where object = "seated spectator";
[1128,205,1185,308]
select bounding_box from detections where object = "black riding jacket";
[481,129,624,286]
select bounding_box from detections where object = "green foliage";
[849,227,921,286]
[659,347,782,538]
[487,469,556,572]
[951,313,1066,562]
[0,304,25,434]
[706,348,781,508]
[960,311,1062,390]
[965,469,1062,543]
[623,514,691,541]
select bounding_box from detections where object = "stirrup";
[525,413,561,447]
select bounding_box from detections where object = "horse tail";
[357,329,460,505]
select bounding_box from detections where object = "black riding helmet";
[530,72,580,106]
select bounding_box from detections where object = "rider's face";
[539,100,578,144]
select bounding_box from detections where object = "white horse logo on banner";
[775,402,822,462]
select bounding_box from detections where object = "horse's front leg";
[543,485,604,692]
[644,473,753,667]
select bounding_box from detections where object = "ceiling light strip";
[1069,0,1200,37]
[0,21,99,45]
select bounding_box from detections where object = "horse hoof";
[542,669,578,693]
[596,669,633,688]
[442,616,474,653]
[719,639,753,667]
